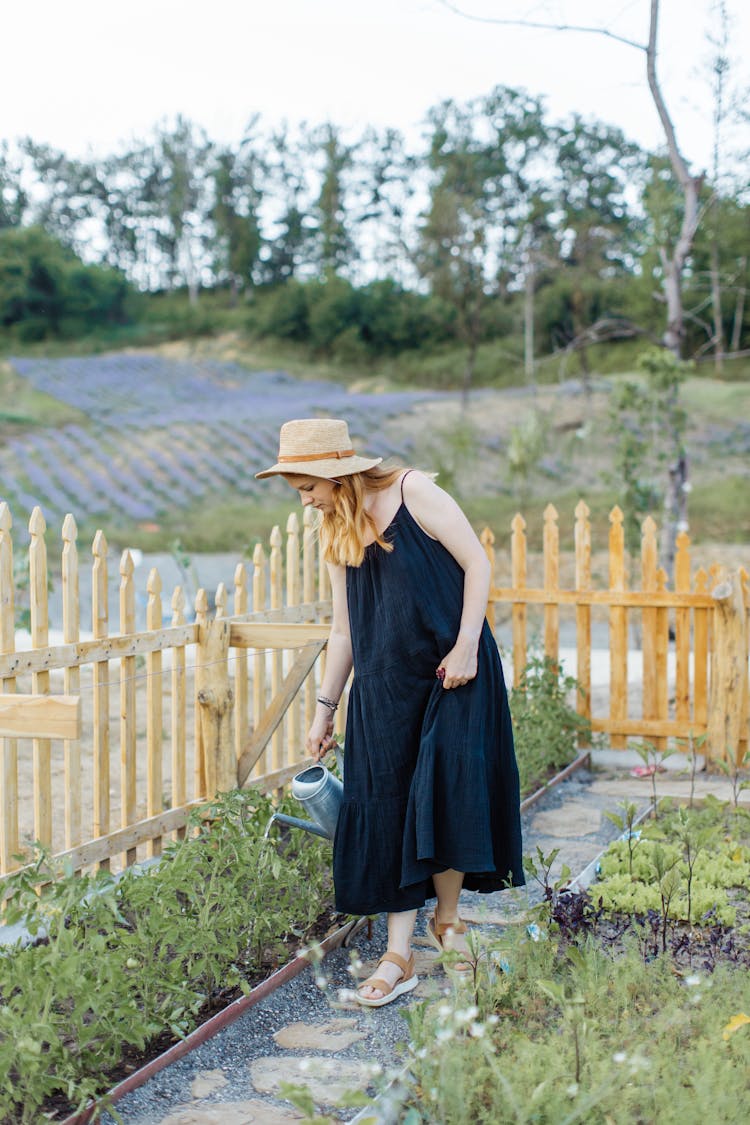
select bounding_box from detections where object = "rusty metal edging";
[60,916,367,1125]
[60,753,591,1124]
[519,751,591,814]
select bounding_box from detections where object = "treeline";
[1,86,748,377]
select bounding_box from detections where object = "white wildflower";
[437,1004,453,1019]
[685,974,702,987]
[469,1022,485,1038]
[613,1051,627,1064]
[436,1028,454,1043]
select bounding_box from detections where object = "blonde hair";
[319,467,405,567]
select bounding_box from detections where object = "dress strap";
[400,469,415,500]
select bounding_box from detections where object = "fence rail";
[0,497,748,883]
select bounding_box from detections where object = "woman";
[257,418,523,1007]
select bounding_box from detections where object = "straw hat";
[255,418,383,480]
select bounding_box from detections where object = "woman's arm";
[306,562,354,760]
[403,471,491,689]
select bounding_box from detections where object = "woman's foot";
[356,950,417,1006]
[426,910,473,975]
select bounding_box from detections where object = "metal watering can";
[266,748,344,841]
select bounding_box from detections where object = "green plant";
[604,800,643,877]
[509,653,591,796]
[0,789,332,1123]
[715,747,750,808]
[400,911,750,1124]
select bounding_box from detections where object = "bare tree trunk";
[647,0,703,359]
[646,0,702,578]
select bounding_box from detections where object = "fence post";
[609,506,627,750]
[63,515,81,853]
[195,594,235,795]
[30,507,52,850]
[119,549,137,867]
[0,503,18,872]
[707,570,746,763]
[574,500,591,739]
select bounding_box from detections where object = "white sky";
[2,0,748,173]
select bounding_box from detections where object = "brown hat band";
[277,449,355,463]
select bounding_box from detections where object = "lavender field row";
[1,355,430,529]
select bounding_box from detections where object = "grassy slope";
[1,335,748,555]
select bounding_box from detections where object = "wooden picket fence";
[0,497,748,882]
[483,501,748,760]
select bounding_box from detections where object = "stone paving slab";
[101,766,736,1124]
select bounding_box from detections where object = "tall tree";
[419,86,547,400]
[354,126,420,286]
[550,116,647,384]
[140,116,215,302]
[309,123,355,277]
[437,0,705,575]
[0,143,27,229]
[211,122,264,300]
[261,124,315,285]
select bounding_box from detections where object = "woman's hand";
[437,638,479,690]
[306,710,336,762]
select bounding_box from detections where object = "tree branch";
[436,1,646,52]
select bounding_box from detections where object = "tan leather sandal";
[425,909,473,978]
[355,951,418,1008]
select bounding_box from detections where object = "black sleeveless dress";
[333,482,524,916]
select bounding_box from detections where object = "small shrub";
[509,653,591,796]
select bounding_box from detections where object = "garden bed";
[394,790,750,1125]
[0,657,592,1123]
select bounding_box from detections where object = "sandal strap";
[432,912,467,937]
[378,950,413,975]
[359,975,394,996]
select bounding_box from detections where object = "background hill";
[1,342,748,560]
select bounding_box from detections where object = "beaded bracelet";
[316,694,339,713]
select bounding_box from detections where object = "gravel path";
[99,765,660,1124]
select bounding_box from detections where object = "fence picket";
[233,564,248,777]
[693,567,709,732]
[194,588,209,796]
[252,543,268,778]
[609,507,627,750]
[1,497,746,884]
[30,508,52,850]
[674,532,691,733]
[119,550,137,867]
[574,500,591,735]
[270,526,283,774]
[286,514,301,769]
[303,506,317,739]
[171,585,187,839]
[641,516,658,742]
[655,568,669,751]
[62,515,81,853]
[0,503,18,872]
